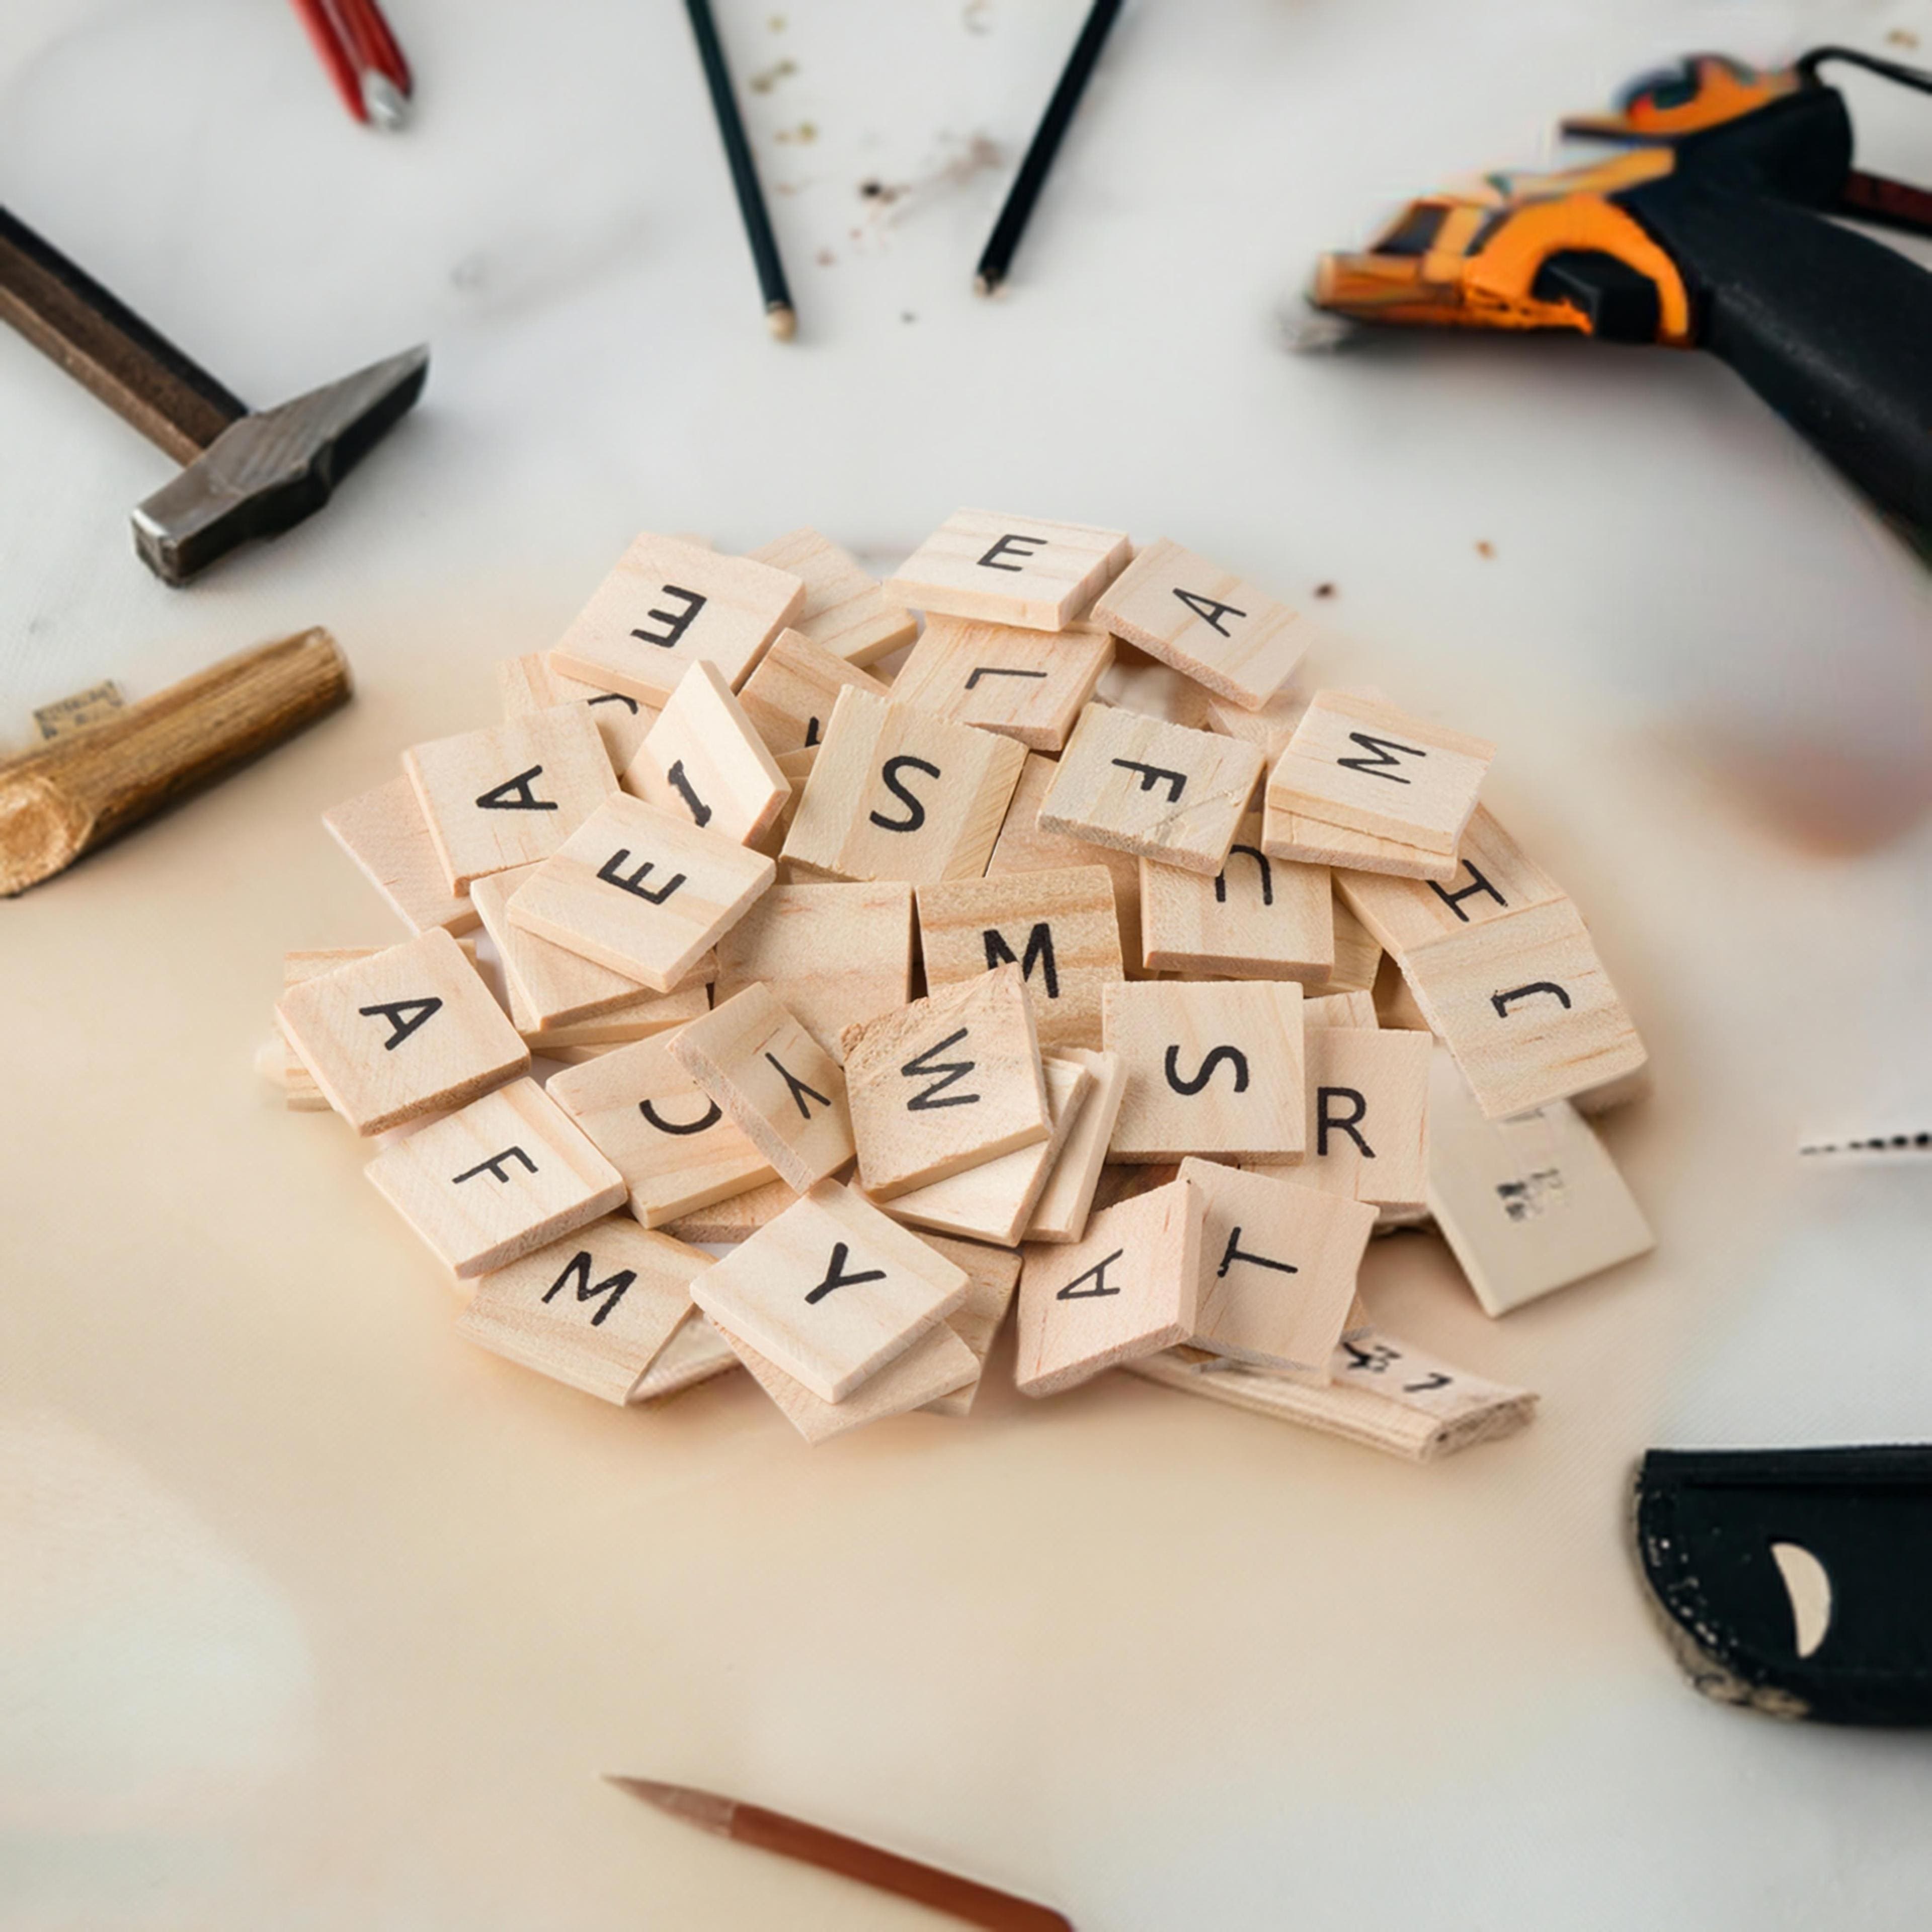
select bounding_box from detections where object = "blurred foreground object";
[0,205,427,583]
[289,0,415,130]
[0,629,351,896]
[1635,1446,1932,1724]
[1310,48,1932,541]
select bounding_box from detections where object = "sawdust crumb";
[1887,26,1919,47]
[750,58,797,93]
[1313,582,1336,599]
[1475,540,1495,559]
[769,13,787,29]
[859,179,905,204]
[775,121,817,144]
[816,248,836,267]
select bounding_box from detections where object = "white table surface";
[4,3,1931,1927]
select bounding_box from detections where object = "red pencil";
[289,0,414,130]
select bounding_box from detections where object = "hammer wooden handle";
[0,205,248,464]
[0,628,351,896]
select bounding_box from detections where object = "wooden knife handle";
[0,628,351,896]
[0,204,248,463]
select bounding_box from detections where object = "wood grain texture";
[1039,704,1263,876]
[1138,814,1332,981]
[457,1218,714,1403]
[1089,538,1307,709]
[1121,1329,1538,1460]
[711,880,914,1060]
[689,1181,969,1402]
[734,627,891,756]
[1334,803,1564,957]
[548,532,804,703]
[504,793,774,993]
[667,983,855,1190]
[404,702,617,893]
[366,1078,627,1277]
[622,660,792,846]
[986,750,1146,978]
[628,1313,744,1403]
[1399,895,1648,1119]
[889,615,1112,752]
[917,865,1122,1050]
[780,688,1026,888]
[498,652,658,769]
[1260,797,1461,882]
[471,862,656,1030]
[546,1030,777,1228]
[1014,1175,1202,1396]
[747,526,916,666]
[1304,989,1379,1030]
[884,509,1131,630]
[1314,888,1384,996]
[1424,1044,1654,1315]
[879,1055,1091,1247]
[1102,979,1305,1162]
[1266,690,1493,856]
[919,1234,1024,1417]
[718,1316,978,1444]
[1245,1025,1432,1213]
[276,927,528,1135]
[1022,1046,1128,1244]
[1201,682,1310,762]
[1178,1158,1373,1377]
[0,628,349,896]
[322,775,480,938]
[840,964,1051,1199]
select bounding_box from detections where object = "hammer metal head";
[130,344,428,585]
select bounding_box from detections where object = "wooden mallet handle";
[0,627,351,896]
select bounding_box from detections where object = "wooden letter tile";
[1399,896,1648,1119]
[621,660,791,846]
[547,1032,777,1228]
[916,866,1123,1051]
[1138,813,1332,981]
[662,1172,803,1245]
[456,1218,714,1403]
[1202,684,1309,763]
[747,527,916,667]
[1266,691,1494,856]
[1314,889,1384,996]
[1089,539,1308,710]
[404,703,617,892]
[629,1315,743,1404]
[367,1078,626,1277]
[1261,797,1460,883]
[499,652,657,769]
[1178,1158,1374,1376]
[735,627,891,755]
[548,532,804,704]
[779,689,1026,887]
[840,965,1050,1199]
[322,776,480,936]
[471,863,656,1030]
[276,928,528,1135]
[1023,1046,1129,1243]
[517,978,709,1053]
[1334,804,1564,957]
[889,616,1112,752]
[884,509,1131,630]
[722,1320,979,1444]
[920,1234,1024,1417]
[987,750,1145,976]
[1424,1045,1654,1315]
[712,880,914,1059]
[1014,1174,1203,1396]
[689,1181,969,1402]
[1304,989,1380,1030]
[1102,980,1305,1162]
[667,984,855,1190]
[505,794,775,993]
[1039,704,1264,876]
[880,1054,1092,1247]
[1246,1025,1431,1213]
[1122,1330,1537,1460]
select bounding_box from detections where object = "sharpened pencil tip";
[606,1776,738,1835]
[361,72,412,131]
[973,272,1000,298]
[766,303,796,341]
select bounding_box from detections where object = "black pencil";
[683,0,795,339]
[974,0,1123,296]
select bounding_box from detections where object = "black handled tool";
[1311,49,1932,543]
[0,205,426,584]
